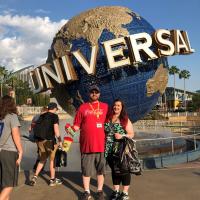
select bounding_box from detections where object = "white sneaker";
[49,178,62,186]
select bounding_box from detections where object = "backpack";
[33,113,54,140]
[0,121,4,138]
[0,117,12,149]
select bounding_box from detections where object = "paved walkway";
[11,162,200,200]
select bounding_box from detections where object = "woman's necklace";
[89,101,100,119]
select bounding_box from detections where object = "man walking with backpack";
[30,102,62,186]
[28,106,48,171]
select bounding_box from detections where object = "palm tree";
[169,66,180,110]
[179,70,191,110]
[0,66,9,97]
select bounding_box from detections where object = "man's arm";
[69,105,83,133]
[54,123,62,146]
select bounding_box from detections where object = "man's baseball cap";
[89,85,100,93]
[47,102,58,110]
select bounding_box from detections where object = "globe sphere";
[48,6,168,122]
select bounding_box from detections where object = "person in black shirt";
[29,102,63,186]
[28,106,48,171]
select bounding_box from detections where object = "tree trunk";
[174,74,176,110]
[0,83,2,97]
[184,78,186,110]
[164,91,167,113]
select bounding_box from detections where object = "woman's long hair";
[106,99,128,129]
[0,95,17,120]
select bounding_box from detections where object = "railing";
[20,114,200,170]
[17,106,66,116]
[22,131,200,156]
[21,129,200,171]
[17,106,43,115]
[161,112,200,117]
[135,132,200,169]
[134,120,170,131]
[135,133,200,155]
[134,120,200,135]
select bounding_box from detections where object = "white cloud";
[0,14,67,71]
[35,9,50,14]
[2,8,16,15]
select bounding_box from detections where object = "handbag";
[55,148,67,167]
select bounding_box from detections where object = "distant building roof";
[13,65,34,74]
[12,65,34,83]
[166,87,196,95]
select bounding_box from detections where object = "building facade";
[13,65,34,83]
[159,87,195,111]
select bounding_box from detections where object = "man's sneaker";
[80,191,92,200]
[118,192,129,200]
[29,175,37,186]
[96,190,104,200]
[109,190,121,200]
[49,178,62,186]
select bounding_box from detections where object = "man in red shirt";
[68,85,108,200]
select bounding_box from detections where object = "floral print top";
[104,121,126,158]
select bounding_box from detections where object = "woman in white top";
[0,95,23,200]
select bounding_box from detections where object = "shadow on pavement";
[192,171,200,176]
[22,171,113,199]
[58,172,113,199]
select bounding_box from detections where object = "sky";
[0,0,199,91]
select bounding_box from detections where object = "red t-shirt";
[73,101,108,153]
